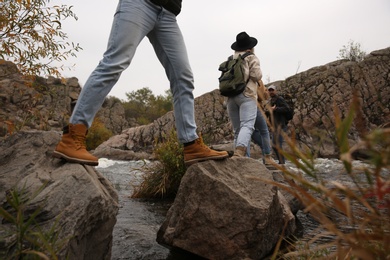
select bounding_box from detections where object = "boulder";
[93,131,155,161]
[0,131,118,259]
[157,158,297,260]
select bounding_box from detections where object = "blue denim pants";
[272,125,287,164]
[70,0,198,143]
[227,93,257,148]
[247,108,272,156]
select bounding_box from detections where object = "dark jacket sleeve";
[274,97,290,114]
[271,96,290,128]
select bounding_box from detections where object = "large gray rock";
[0,131,118,259]
[157,158,297,260]
[280,48,390,157]
[0,60,128,139]
[93,124,160,161]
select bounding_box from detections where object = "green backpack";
[218,52,253,97]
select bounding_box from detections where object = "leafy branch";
[1,0,82,77]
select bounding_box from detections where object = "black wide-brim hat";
[231,31,258,51]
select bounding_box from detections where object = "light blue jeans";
[70,0,198,143]
[246,108,272,156]
[227,93,257,149]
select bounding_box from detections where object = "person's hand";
[271,105,276,110]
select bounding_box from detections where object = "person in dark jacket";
[267,85,290,164]
[53,0,229,166]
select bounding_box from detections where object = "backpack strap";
[239,51,253,84]
[240,51,253,59]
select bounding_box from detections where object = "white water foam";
[96,158,128,169]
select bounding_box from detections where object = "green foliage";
[132,129,186,199]
[267,96,390,259]
[337,40,366,62]
[123,87,173,125]
[1,0,82,76]
[0,183,69,259]
[86,117,113,150]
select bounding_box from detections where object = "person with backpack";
[266,85,291,164]
[224,32,262,157]
[53,0,229,166]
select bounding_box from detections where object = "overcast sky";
[58,0,390,99]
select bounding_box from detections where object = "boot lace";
[197,136,211,151]
[72,132,87,150]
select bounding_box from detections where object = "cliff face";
[95,47,390,159]
[279,48,390,156]
[0,60,128,138]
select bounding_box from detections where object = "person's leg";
[271,130,281,163]
[147,6,228,165]
[251,130,263,152]
[249,110,265,158]
[251,109,264,151]
[255,109,272,155]
[54,0,157,165]
[271,125,285,164]
[254,108,275,164]
[71,0,156,127]
[146,7,196,143]
[277,126,286,164]
[227,97,240,148]
[236,96,256,148]
[245,141,252,157]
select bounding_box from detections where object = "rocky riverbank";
[97,157,375,260]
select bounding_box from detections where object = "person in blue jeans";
[245,80,273,163]
[226,32,262,157]
[53,0,229,166]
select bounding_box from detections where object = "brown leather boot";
[53,124,99,166]
[183,137,229,166]
[264,154,276,165]
[233,146,246,157]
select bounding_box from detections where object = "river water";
[96,158,375,260]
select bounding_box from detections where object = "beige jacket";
[233,51,262,100]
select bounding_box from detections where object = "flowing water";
[96,158,379,260]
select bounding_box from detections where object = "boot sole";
[184,154,229,166]
[52,151,99,166]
